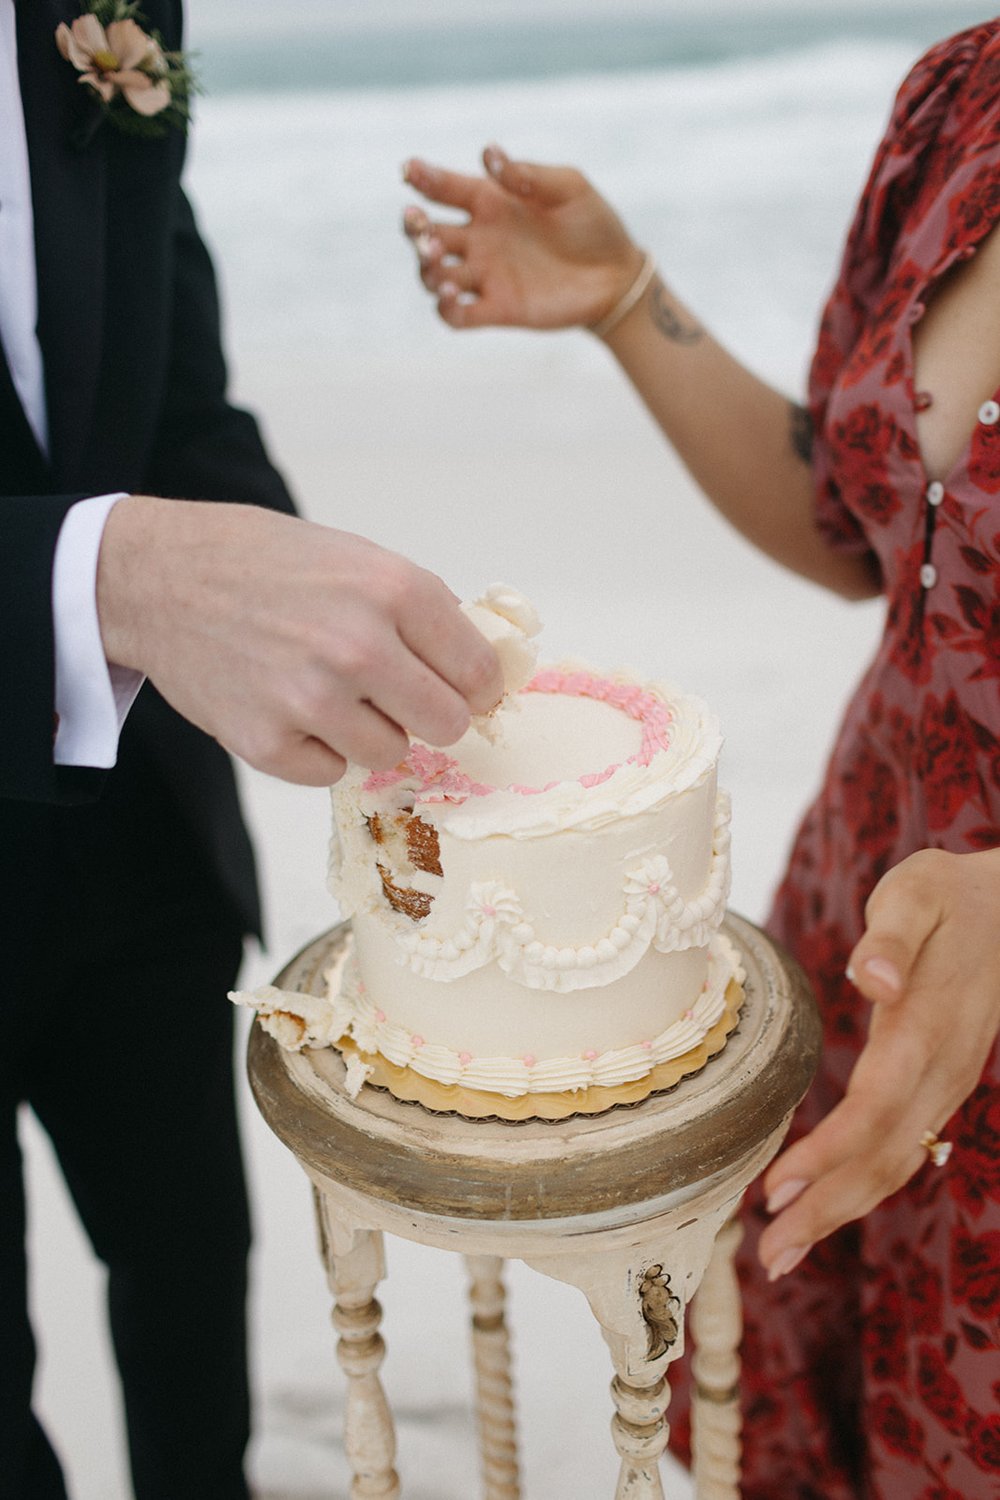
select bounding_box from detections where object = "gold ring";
[920,1130,953,1167]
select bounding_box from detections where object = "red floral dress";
[669,24,1000,1499]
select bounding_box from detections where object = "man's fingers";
[323,699,411,773]
[293,560,501,758]
[332,611,497,753]
[240,733,348,788]
[367,661,471,752]
[397,585,504,719]
[120,502,505,781]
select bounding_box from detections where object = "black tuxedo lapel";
[16,0,106,490]
[0,344,50,490]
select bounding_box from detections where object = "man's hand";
[759,846,1000,1280]
[97,497,504,785]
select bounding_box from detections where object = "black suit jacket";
[2,0,297,941]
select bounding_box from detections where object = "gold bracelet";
[589,252,657,340]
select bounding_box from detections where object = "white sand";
[19,54,890,1498]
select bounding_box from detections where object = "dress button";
[926,480,944,506]
[920,563,938,589]
[906,302,926,324]
[978,399,1000,425]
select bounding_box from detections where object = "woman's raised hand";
[403,144,644,331]
[759,846,1000,1280]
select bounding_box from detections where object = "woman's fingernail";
[845,961,856,984]
[861,957,902,993]
[404,158,439,185]
[767,1245,809,1282]
[415,232,438,262]
[484,144,504,175]
[439,280,458,298]
[766,1178,809,1214]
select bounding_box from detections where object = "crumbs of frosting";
[461,583,541,741]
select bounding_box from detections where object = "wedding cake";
[234,587,742,1118]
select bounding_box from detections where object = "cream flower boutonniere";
[56,1,198,138]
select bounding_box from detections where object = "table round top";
[247,912,820,1224]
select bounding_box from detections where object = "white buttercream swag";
[382,792,732,993]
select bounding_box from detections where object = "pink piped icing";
[579,764,619,789]
[458,1051,472,1066]
[528,668,565,693]
[522,669,673,784]
[361,670,672,803]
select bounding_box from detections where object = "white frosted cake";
[235,588,742,1117]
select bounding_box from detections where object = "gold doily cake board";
[325,973,744,1123]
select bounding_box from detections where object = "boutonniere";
[56,1,198,138]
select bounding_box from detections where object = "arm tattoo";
[649,281,704,345]
[789,402,814,465]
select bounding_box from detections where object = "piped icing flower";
[55,4,197,140]
[56,15,171,114]
[461,583,542,739]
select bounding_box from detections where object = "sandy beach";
[17,29,906,1496]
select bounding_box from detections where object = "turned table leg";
[314,1190,401,1500]
[606,1260,680,1500]
[521,1195,742,1500]
[690,1214,744,1500]
[609,1363,672,1500]
[522,1250,681,1500]
[465,1255,521,1500]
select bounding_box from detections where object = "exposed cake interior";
[323,654,737,1099]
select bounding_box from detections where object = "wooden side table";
[247,912,819,1500]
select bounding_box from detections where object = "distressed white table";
[247,912,819,1500]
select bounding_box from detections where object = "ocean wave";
[189,3,980,95]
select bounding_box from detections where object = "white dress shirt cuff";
[53,493,145,768]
